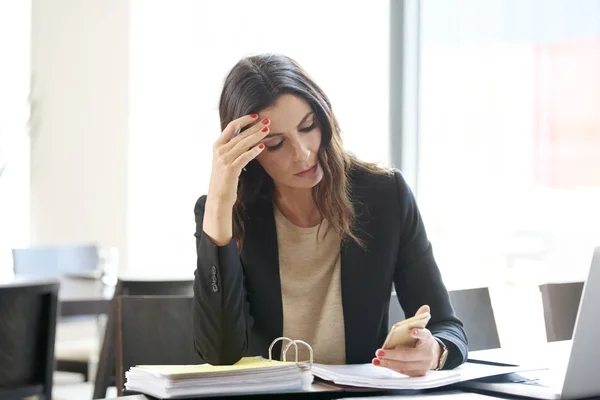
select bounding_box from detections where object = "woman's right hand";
[203,113,271,245]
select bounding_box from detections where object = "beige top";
[274,205,346,365]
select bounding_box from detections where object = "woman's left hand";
[372,305,441,377]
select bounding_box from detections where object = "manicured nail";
[259,144,265,149]
[251,113,258,118]
[373,359,381,366]
[262,118,270,125]
[376,350,385,357]
[261,126,269,132]
[413,329,419,337]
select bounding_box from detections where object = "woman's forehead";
[260,94,313,130]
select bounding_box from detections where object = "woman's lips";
[295,165,318,178]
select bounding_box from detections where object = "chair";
[389,287,501,351]
[93,278,194,399]
[12,245,101,279]
[0,279,59,400]
[115,295,203,396]
[539,282,584,342]
[12,244,103,381]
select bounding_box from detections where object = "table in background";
[58,277,114,316]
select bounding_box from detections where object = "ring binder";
[268,337,314,368]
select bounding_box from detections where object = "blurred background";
[0,0,599,397]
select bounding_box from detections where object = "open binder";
[124,336,520,399]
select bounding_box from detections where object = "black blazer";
[193,166,468,368]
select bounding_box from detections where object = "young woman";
[193,53,468,376]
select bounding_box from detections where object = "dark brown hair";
[219,53,389,247]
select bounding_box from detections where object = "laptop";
[463,247,600,400]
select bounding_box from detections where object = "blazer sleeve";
[391,171,469,369]
[192,195,253,365]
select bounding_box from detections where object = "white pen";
[231,123,242,140]
[231,123,246,171]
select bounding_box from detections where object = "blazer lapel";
[340,178,381,364]
[241,201,284,359]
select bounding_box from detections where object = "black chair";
[115,295,203,396]
[539,281,584,342]
[92,278,194,399]
[389,287,501,351]
[0,279,59,400]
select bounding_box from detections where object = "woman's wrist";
[430,339,442,370]
[203,200,234,246]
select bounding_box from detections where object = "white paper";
[312,363,461,390]
[312,361,528,391]
[454,361,532,382]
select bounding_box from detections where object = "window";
[419,0,600,287]
[418,0,600,347]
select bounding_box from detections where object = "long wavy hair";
[219,53,389,248]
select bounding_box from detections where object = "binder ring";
[268,337,313,368]
[283,339,313,367]
[269,337,297,362]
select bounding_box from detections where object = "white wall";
[30,0,130,269]
[127,0,390,277]
[26,0,389,278]
[0,0,31,279]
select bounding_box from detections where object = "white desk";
[468,340,572,369]
[341,392,501,399]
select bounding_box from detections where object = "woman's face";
[256,94,324,190]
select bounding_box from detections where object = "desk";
[99,390,500,400]
[97,345,583,400]
[4,276,114,317]
[468,341,571,368]
[463,341,600,400]
[58,277,113,317]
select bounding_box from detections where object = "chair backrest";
[389,287,500,351]
[115,295,203,395]
[12,244,100,278]
[539,281,584,342]
[116,278,194,296]
[0,279,59,400]
[93,278,194,399]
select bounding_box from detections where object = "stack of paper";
[312,363,462,390]
[311,362,526,391]
[125,357,313,399]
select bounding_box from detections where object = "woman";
[193,53,468,376]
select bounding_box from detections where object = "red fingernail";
[251,113,258,118]
[373,359,381,366]
[262,118,270,125]
[259,144,265,149]
[376,350,385,357]
[261,126,269,132]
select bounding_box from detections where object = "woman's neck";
[274,185,321,228]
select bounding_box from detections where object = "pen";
[232,123,242,140]
[231,123,246,172]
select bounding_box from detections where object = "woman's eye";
[299,123,317,133]
[266,140,285,151]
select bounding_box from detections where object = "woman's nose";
[291,138,310,162]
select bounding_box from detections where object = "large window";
[418,0,600,288]
[417,0,600,347]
